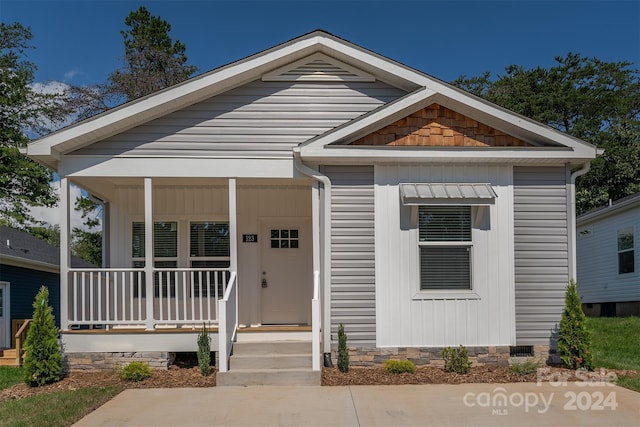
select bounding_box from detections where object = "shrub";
[557,280,593,370]
[384,359,416,374]
[23,286,63,387]
[442,345,472,374]
[510,359,540,375]
[119,361,152,381]
[337,323,349,373]
[197,323,211,376]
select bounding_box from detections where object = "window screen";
[190,222,229,257]
[418,206,472,290]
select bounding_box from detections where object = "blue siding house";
[0,226,93,349]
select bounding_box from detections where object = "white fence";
[68,268,231,328]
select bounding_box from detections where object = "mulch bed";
[2,365,636,402]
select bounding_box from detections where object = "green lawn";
[1,366,122,427]
[0,367,24,390]
[587,316,640,392]
[0,386,121,427]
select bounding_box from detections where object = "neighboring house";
[0,226,93,349]
[24,31,599,381]
[577,193,640,317]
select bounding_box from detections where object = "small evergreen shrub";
[337,323,349,373]
[197,323,211,376]
[384,359,416,374]
[510,359,540,375]
[23,286,63,387]
[442,345,472,374]
[557,280,593,370]
[119,361,152,381]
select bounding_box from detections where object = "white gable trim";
[27,30,599,170]
[262,52,375,82]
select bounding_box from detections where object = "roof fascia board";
[27,35,325,159]
[315,35,598,157]
[577,195,640,225]
[0,255,59,274]
[299,146,591,164]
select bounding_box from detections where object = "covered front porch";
[58,176,323,372]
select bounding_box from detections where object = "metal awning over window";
[400,183,497,205]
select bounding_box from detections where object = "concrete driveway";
[73,383,639,427]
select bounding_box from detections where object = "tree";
[557,280,593,370]
[23,286,63,386]
[452,53,640,214]
[0,23,68,227]
[68,6,198,118]
[108,6,198,102]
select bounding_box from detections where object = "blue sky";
[3,0,639,87]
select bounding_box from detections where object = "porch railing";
[218,272,238,373]
[68,268,231,328]
[312,270,321,371]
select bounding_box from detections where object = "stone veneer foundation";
[64,352,174,371]
[334,345,556,367]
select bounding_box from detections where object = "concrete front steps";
[217,341,320,386]
[0,349,21,367]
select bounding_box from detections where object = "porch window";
[132,222,178,297]
[618,226,635,274]
[418,206,472,290]
[190,222,230,296]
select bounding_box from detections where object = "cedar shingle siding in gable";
[352,104,533,147]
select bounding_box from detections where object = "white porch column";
[59,177,70,331]
[311,181,320,273]
[144,178,154,330]
[228,178,238,273]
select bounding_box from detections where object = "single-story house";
[24,31,599,382]
[577,193,639,317]
[0,226,93,350]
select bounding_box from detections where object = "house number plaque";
[242,234,258,243]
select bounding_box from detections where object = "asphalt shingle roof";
[0,226,95,269]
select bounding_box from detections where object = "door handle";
[261,278,268,288]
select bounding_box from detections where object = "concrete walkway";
[73,383,639,427]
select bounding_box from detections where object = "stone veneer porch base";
[64,352,174,371]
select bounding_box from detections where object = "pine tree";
[23,286,63,386]
[196,323,211,376]
[337,323,349,373]
[557,280,593,370]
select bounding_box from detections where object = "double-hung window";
[418,206,472,290]
[132,221,178,297]
[189,221,230,296]
[618,227,635,274]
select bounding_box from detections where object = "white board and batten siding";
[577,202,639,304]
[71,80,405,158]
[374,165,515,348]
[323,166,377,347]
[513,166,570,345]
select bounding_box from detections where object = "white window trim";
[411,204,483,300]
[617,226,635,275]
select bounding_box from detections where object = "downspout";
[293,149,333,365]
[568,162,591,282]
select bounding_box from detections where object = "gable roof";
[26,30,599,169]
[0,226,94,272]
[577,192,640,225]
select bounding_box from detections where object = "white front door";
[0,283,8,349]
[260,219,311,325]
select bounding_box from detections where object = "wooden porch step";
[0,349,21,367]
